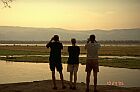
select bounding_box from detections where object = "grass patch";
[0,49,47,55]
[99,58,140,69]
[0,56,48,63]
[0,45,140,56]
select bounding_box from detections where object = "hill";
[0,26,140,41]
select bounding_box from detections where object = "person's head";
[53,35,59,42]
[89,34,95,42]
[71,38,76,45]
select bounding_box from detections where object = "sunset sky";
[0,0,140,30]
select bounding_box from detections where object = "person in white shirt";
[85,34,101,92]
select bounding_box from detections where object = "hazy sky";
[0,0,140,30]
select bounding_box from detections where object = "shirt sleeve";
[61,43,63,50]
[78,46,80,55]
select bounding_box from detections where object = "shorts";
[49,62,63,72]
[85,59,99,72]
[67,64,79,72]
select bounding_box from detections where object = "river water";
[0,60,140,87]
[1,55,140,60]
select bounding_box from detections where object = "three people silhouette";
[47,34,100,92]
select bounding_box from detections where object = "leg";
[73,72,77,88]
[73,64,79,88]
[93,71,98,91]
[93,60,99,91]
[70,72,73,88]
[85,60,92,92]
[56,63,66,89]
[52,71,57,89]
[59,71,66,89]
[86,71,91,91]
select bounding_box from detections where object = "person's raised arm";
[46,37,54,48]
[85,38,90,49]
[61,43,63,50]
[87,38,90,43]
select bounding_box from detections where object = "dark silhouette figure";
[67,38,80,90]
[46,35,66,90]
[85,35,101,92]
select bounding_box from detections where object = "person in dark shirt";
[67,38,80,89]
[46,35,66,90]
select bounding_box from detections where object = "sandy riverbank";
[0,80,140,92]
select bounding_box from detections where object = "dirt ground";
[0,80,139,92]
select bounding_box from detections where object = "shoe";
[52,86,57,90]
[86,88,89,92]
[62,85,66,89]
[94,89,98,92]
[72,86,77,90]
[70,86,73,89]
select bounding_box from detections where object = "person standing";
[85,34,101,92]
[46,35,66,90]
[67,38,80,90]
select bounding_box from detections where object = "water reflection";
[0,60,140,87]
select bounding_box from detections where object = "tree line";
[0,40,140,45]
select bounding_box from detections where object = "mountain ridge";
[0,26,140,41]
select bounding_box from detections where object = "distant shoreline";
[0,40,140,45]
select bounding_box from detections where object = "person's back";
[46,35,66,90]
[68,46,80,64]
[47,41,63,62]
[86,42,100,59]
[85,34,100,92]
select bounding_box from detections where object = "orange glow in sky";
[0,0,140,30]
